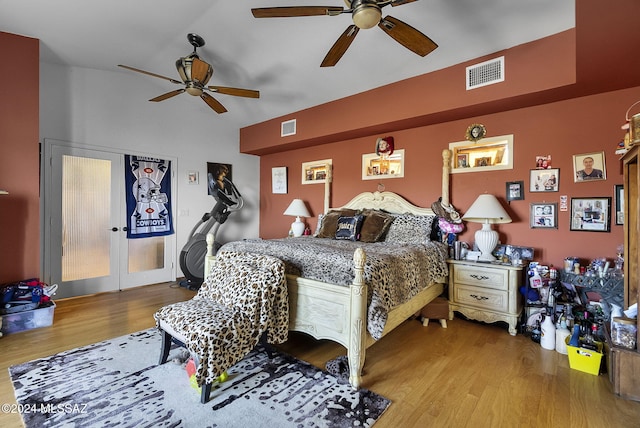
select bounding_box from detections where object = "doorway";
[42,140,176,299]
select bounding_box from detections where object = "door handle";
[111,227,119,232]
[123,227,129,231]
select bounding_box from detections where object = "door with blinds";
[43,141,175,299]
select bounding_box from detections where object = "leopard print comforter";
[219,238,448,339]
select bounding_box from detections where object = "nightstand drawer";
[454,285,509,312]
[452,265,508,290]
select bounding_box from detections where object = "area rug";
[8,329,390,427]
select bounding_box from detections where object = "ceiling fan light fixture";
[352,2,381,29]
[185,83,203,96]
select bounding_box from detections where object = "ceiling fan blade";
[378,16,437,57]
[118,65,182,85]
[201,93,228,114]
[207,86,260,98]
[252,6,345,18]
[191,58,213,85]
[149,89,185,102]
[320,25,359,67]
[390,0,419,6]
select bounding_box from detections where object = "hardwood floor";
[1,282,639,427]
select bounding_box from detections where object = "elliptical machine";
[179,171,243,290]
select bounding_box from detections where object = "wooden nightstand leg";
[422,317,430,327]
[439,319,447,328]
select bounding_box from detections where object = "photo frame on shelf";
[570,197,611,232]
[362,149,405,180]
[506,181,524,201]
[301,159,332,184]
[615,184,624,225]
[271,166,287,194]
[530,202,558,229]
[529,168,559,192]
[187,171,199,185]
[573,151,606,182]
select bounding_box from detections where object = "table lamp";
[461,194,512,261]
[283,198,310,237]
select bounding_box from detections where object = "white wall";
[40,62,260,277]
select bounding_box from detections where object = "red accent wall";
[0,32,40,283]
[245,0,640,269]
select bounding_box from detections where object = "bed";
[204,150,457,390]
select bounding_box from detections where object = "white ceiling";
[1,0,575,129]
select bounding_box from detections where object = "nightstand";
[447,259,523,336]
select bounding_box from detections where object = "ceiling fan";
[251,0,438,67]
[118,34,259,114]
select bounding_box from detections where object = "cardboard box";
[566,336,603,375]
[1,301,55,335]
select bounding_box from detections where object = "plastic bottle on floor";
[540,313,556,350]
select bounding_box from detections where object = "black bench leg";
[259,332,276,359]
[201,382,212,404]
[159,329,172,365]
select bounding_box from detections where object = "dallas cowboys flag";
[125,155,174,239]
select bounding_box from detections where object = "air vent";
[281,119,296,137]
[466,56,504,90]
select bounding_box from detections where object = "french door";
[43,141,175,299]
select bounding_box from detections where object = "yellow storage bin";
[565,336,603,375]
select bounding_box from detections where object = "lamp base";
[290,217,305,237]
[475,223,498,261]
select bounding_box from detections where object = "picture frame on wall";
[207,162,232,196]
[187,171,199,185]
[570,197,611,232]
[506,181,524,201]
[529,168,559,192]
[301,159,332,184]
[271,166,287,194]
[615,184,624,225]
[573,151,606,182]
[530,202,558,229]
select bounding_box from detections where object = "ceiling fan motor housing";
[350,0,381,29]
[176,53,213,96]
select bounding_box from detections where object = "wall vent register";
[466,56,505,90]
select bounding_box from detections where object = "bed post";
[348,247,366,390]
[441,149,451,207]
[323,163,332,214]
[204,232,216,279]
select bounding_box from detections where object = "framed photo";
[271,166,287,194]
[187,171,199,185]
[506,181,524,201]
[207,162,232,196]
[456,153,469,168]
[573,151,606,182]
[530,203,558,229]
[362,149,405,180]
[615,184,624,225]
[302,159,332,184]
[570,197,611,232]
[530,168,559,192]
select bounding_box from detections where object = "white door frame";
[41,139,177,298]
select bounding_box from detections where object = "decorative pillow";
[359,209,395,243]
[316,209,358,238]
[335,215,364,241]
[385,213,436,244]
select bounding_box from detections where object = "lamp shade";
[283,199,310,218]
[462,194,511,261]
[462,194,512,224]
[284,199,310,237]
